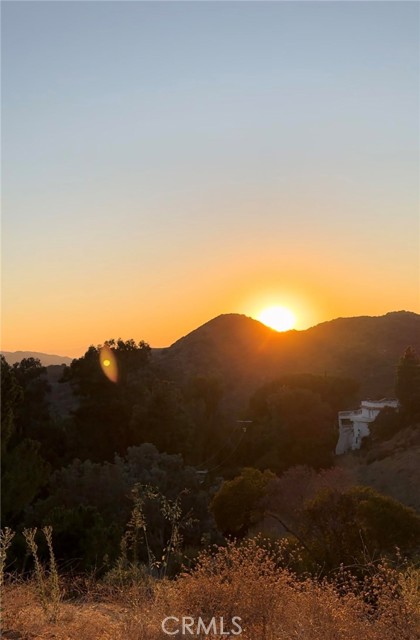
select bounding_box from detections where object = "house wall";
[335,399,398,455]
[335,426,354,455]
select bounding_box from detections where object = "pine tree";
[395,346,420,424]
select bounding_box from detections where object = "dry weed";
[2,538,419,639]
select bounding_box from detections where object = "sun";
[257,305,296,332]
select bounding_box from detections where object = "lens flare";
[99,345,118,383]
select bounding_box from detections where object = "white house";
[335,398,399,455]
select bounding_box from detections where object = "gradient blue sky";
[2,1,419,356]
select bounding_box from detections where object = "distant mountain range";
[1,351,73,366]
[3,311,419,406]
[158,311,420,403]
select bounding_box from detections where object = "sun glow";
[258,306,296,332]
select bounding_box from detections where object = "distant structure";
[335,399,399,455]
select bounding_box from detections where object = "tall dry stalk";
[119,484,191,580]
[23,526,61,622]
[0,527,15,588]
[43,526,61,621]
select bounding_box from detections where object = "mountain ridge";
[1,351,73,366]
[159,310,420,403]
[3,311,418,383]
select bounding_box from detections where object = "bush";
[371,407,402,441]
[3,537,420,639]
[102,559,153,592]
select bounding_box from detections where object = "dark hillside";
[158,312,420,408]
[46,365,78,419]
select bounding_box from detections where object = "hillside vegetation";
[160,311,420,406]
[2,312,420,639]
[339,424,420,512]
[2,538,420,640]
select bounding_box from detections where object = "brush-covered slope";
[338,425,420,511]
[159,311,420,401]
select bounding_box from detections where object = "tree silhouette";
[210,467,275,537]
[1,356,50,525]
[301,486,420,572]
[240,385,335,472]
[396,346,420,424]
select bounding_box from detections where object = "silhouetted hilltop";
[1,350,73,366]
[159,311,420,402]
[164,313,279,369]
[7,312,420,417]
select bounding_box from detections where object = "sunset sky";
[2,1,419,357]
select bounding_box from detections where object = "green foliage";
[102,558,153,591]
[301,486,420,572]
[370,407,401,442]
[64,339,151,398]
[0,356,23,456]
[186,375,223,419]
[4,328,420,581]
[63,340,151,460]
[2,439,50,526]
[44,504,121,570]
[210,467,275,537]
[396,346,420,424]
[120,484,193,578]
[354,487,420,551]
[27,444,217,571]
[261,465,353,542]
[183,374,225,465]
[12,358,50,439]
[1,357,56,527]
[130,380,194,457]
[2,356,71,470]
[241,385,335,472]
[266,373,360,414]
[64,339,197,461]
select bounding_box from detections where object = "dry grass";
[338,426,420,512]
[2,539,419,640]
[2,581,122,639]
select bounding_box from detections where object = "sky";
[2,1,419,357]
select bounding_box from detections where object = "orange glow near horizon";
[1,256,419,358]
[2,2,419,361]
[1,275,419,359]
